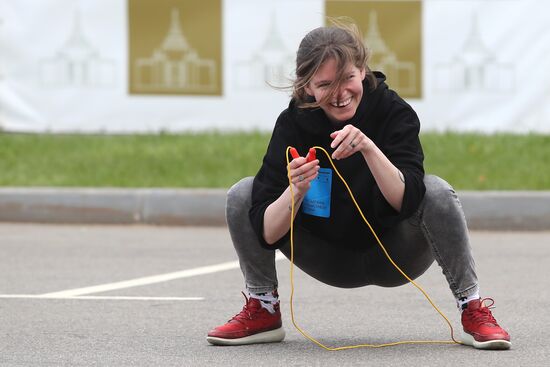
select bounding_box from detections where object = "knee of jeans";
[423,175,461,213]
[373,257,434,288]
[226,177,254,214]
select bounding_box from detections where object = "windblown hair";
[292,19,377,108]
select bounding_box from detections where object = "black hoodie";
[249,72,426,250]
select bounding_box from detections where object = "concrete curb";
[0,188,227,226]
[0,188,549,230]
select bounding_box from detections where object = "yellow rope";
[286,146,463,350]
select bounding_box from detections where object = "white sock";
[249,291,279,314]
[457,292,480,312]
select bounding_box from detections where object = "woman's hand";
[288,155,320,196]
[262,154,319,245]
[330,124,375,160]
[330,124,405,212]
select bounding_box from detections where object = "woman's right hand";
[262,155,319,245]
[288,156,320,196]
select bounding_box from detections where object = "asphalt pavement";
[1,224,548,366]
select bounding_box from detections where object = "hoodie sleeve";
[249,111,298,249]
[371,98,426,228]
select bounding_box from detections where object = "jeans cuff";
[456,284,479,300]
[246,285,277,294]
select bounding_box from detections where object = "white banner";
[0,0,548,133]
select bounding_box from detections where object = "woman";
[207,22,510,350]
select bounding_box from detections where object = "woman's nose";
[334,89,345,101]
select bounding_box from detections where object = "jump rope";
[286,146,463,350]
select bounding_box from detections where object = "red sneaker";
[207,293,285,346]
[461,298,511,350]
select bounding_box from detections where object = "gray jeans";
[226,175,479,300]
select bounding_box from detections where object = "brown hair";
[292,19,376,108]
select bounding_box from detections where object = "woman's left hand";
[330,124,375,160]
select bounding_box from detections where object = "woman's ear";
[360,68,366,80]
[305,84,313,96]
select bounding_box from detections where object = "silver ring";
[298,175,304,182]
[350,141,356,148]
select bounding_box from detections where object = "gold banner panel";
[128,0,222,95]
[326,0,422,99]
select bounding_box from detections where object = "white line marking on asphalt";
[40,252,286,297]
[0,295,203,301]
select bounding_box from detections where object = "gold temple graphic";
[364,11,417,96]
[40,12,116,87]
[133,8,218,94]
[435,13,514,93]
[325,0,422,98]
[233,13,294,90]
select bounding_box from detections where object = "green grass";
[0,132,270,188]
[421,133,550,190]
[0,132,549,189]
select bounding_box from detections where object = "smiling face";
[305,58,366,124]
